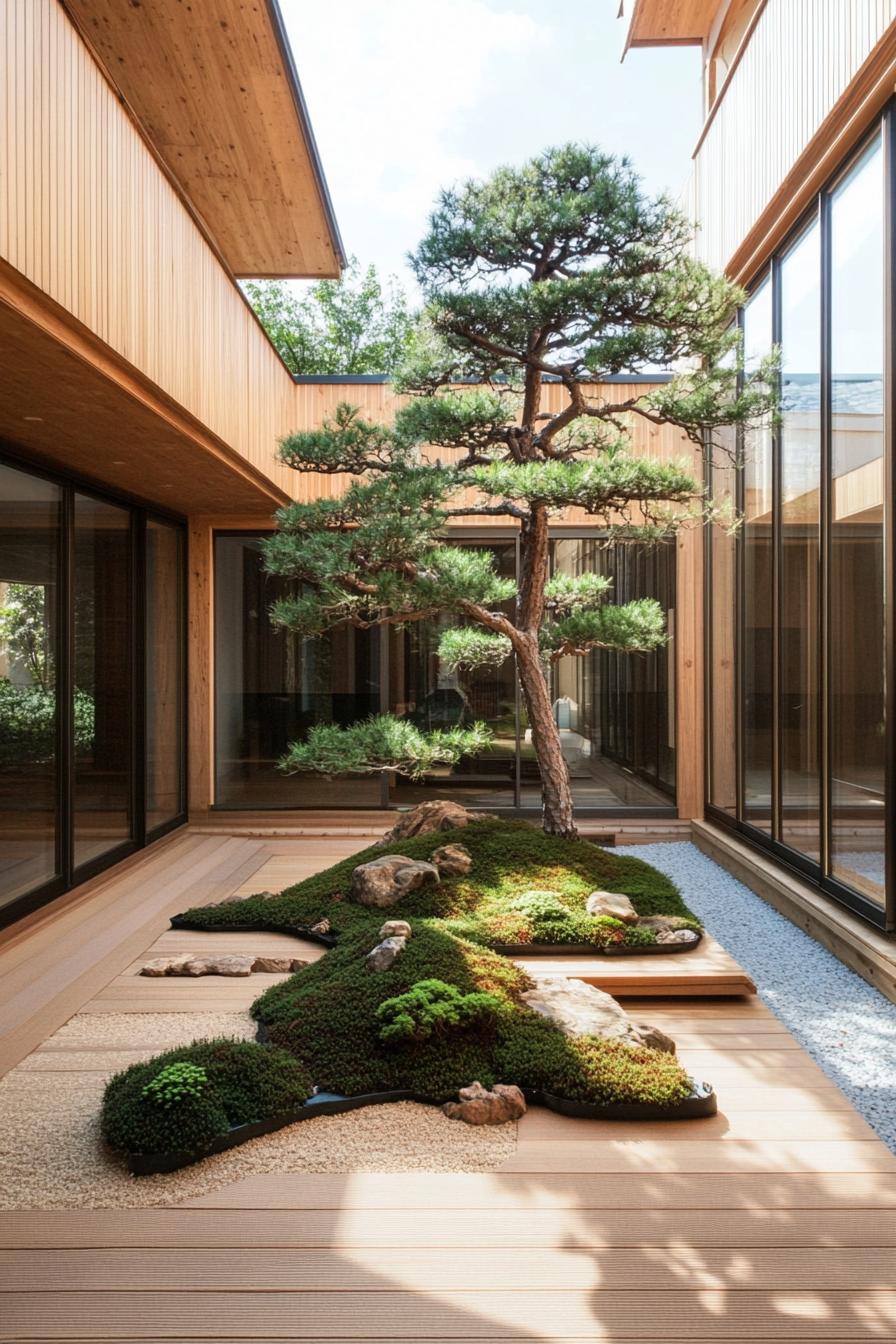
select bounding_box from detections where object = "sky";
[281,0,702,293]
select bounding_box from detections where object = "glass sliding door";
[706,122,893,927]
[388,541,519,808]
[214,533,383,807]
[828,136,886,903]
[0,463,62,909]
[72,493,134,870]
[707,428,737,816]
[778,219,821,861]
[741,278,775,832]
[146,517,186,834]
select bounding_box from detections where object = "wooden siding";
[694,0,896,275]
[0,0,297,498]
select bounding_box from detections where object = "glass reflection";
[741,278,774,832]
[146,519,185,832]
[0,464,61,906]
[829,137,885,902]
[779,220,821,859]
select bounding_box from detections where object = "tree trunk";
[516,634,577,838]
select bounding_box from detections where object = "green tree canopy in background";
[243,258,415,376]
[263,144,776,837]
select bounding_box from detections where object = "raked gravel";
[0,1014,516,1210]
[617,840,896,1152]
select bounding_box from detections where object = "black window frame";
[704,109,895,933]
[0,444,188,930]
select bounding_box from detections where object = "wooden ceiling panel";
[64,0,345,279]
[0,301,286,516]
[624,0,719,49]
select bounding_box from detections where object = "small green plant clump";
[141,1062,208,1108]
[376,978,502,1045]
[173,818,700,952]
[101,1039,312,1159]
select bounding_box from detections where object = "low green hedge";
[101,1039,312,1158]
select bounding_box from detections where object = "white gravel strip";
[618,840,896,1152]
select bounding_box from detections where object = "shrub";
[101,1039,312,1158]
[376,978,501,1045]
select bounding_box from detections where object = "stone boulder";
[431,843,473,877]
[351,854,440,909]
[656,928,700,946]
[586,890,639,925]
[251,955,308,973]
[366,935,407,972]
[378,800,494,846]
[442,1081,526,1126]
[521,975,676,1054]
[139,953,306,977]
[379,919,412,940]
[637,915,693,932]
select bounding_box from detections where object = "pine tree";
[264,145,774,837]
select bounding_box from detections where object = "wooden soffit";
[621,0,719,53]
[63,0,345,279]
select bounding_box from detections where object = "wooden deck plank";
[3,1288,895,1340]
[185,1169,896,1210]
[5,1207,895,1250]
[4,1246,894,1293]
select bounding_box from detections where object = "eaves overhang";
[63,0,346,279]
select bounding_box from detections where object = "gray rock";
[378,800,495,846]
[586,890,639,925]
[378,919,412,940]
[637,915,693,932]
[352,854,440,908]
[309,918,333,936]
[442,1081,526,1125]
[365,935,407,972]
[656,928,700,945]
[431,843,473,876]
[520,975,675,1053]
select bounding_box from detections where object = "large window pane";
[73,493,133,868]
[214,534,382,807]
[146,518,185,832]
[389,542,518,808]
[829,137,885,902]
[779,220,821,859]
[741,278,774,832]
[520,538,674,811]
[0,464,61,906]
[708,431,737,815]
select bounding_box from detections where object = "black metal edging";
[124,1079,718,1176]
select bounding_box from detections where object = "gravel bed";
[617,841,896,1152]
[0,1013,516,1209]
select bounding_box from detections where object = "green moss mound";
[251,922,692,1108]
[174,818,698,951]
[101,1039,312,1158]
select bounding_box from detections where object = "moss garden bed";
[102,924,715,1174]
[171,818,702,954]
[100,822,716,1174]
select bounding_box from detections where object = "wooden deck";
[0,825,894,1341]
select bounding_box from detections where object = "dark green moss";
[101,1039,312,1158]
[174,818,698,950]
[251,922,693,1107]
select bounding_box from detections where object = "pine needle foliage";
[266,144,776,834]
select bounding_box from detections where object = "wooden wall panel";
[694,0,896,277]
[0,0,296,497]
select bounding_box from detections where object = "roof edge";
[264,0,347,273]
